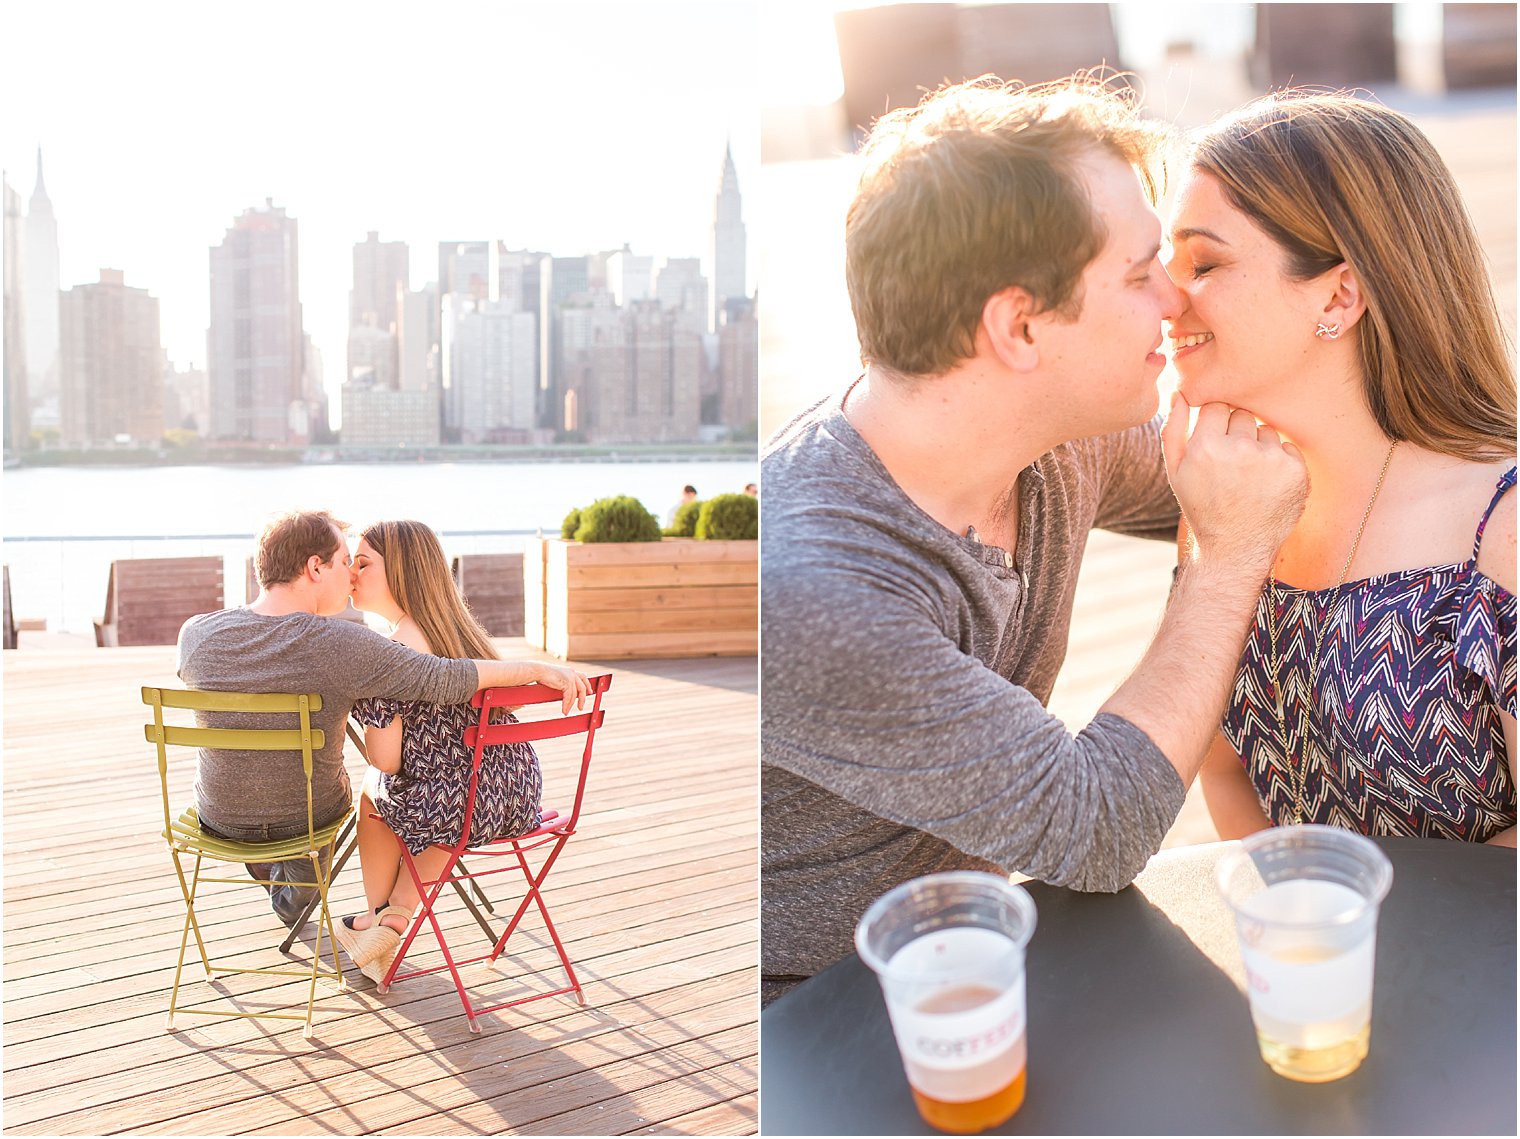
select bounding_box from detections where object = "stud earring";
[1315,321,1341,340]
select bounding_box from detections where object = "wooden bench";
[1444,4,1517,89]
[834,3,1127,139]
[1250,3,1397,89]
[452,553,525,638]
[94,556,225,647]
[3,565,15,650]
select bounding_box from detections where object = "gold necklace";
[1263,439,1398,825]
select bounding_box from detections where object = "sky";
[2,0,759,422]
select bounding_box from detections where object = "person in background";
[665,485,699,527]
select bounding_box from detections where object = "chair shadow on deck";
[140,888,755,1135]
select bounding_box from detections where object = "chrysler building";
[709,142,746,333]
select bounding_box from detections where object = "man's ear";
[982,286,1040,372]
[304,554,326,582]
[1320,262,1366,334]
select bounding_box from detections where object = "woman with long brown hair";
[336,520,546,981]
[1166,92,1516,844]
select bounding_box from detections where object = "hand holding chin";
[1162,394,1308,570]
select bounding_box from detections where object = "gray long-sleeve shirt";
[177,609,478,834]
[761,388,1187,984]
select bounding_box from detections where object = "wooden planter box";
[523,537,757,660]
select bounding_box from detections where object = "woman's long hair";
[1191,91,1515,459]
[361,520,498,661]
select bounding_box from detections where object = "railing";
[2,529,546,637]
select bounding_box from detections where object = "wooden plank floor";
[1,641,757,1135]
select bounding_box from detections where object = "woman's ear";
[981,286,1040,372]
[1320,262,1367,334]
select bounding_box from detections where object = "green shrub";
[695,492,758,540]
[663,498,705,538]
[560,506,582,540]
[573,495,662,543]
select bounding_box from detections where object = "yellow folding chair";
[143,686,352,1036]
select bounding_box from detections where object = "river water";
[3,459,757,634]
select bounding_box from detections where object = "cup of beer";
[855,871,1037,1134]
[1216,825,1393,1082]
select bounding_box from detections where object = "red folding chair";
[377,673,612,1032]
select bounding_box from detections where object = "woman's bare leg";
[351,791,403,930]
[384,845,454,930]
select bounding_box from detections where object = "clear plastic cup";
[856,872,1037,1134]
[1216,825,1394,1082]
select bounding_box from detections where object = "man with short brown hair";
[179,509,589,926]
[761,75,1310,1001]
[252,508,354,600]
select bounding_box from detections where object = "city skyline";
[1,0,759,426]
[5,147,755,453]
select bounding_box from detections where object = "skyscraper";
[396,283,437,394]
[579,299,701,444]
[439,241,492,305]
[208,200,309,444]
[709,142,746,333]
[447,298,537,443]
[562,293,623,438]
[349,231,409,330]
[606,246,654,308]
[59,269,163,447]
[656,257,708,318]
[718,296,759,436]
[22,149,60,411]
[498,247,544,314]
[539,255,594,432]
[2,173,29,455]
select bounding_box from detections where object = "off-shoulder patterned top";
[1222,466,1516,841]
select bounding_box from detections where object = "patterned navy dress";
[1222,467,1517,841]
[353,696,543,855]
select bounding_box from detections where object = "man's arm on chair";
[473,660,591,713]
[336,623,591,715]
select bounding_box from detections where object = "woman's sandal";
[361,905,414,984]
[340,903,386,932]
[335,905,410,982]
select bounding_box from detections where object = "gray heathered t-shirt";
[761,386,1187,987]
[177,609,478,835]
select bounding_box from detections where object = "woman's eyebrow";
[1171,225,1229,245]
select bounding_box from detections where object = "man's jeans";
[201,816,338,929]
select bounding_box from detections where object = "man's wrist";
[1177,548,1273,601]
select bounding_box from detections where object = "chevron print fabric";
[1222,468,1517,842]
[353,695,542,855]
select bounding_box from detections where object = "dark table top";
[761,837,1516,1135]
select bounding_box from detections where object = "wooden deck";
[2,640,757,1135]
